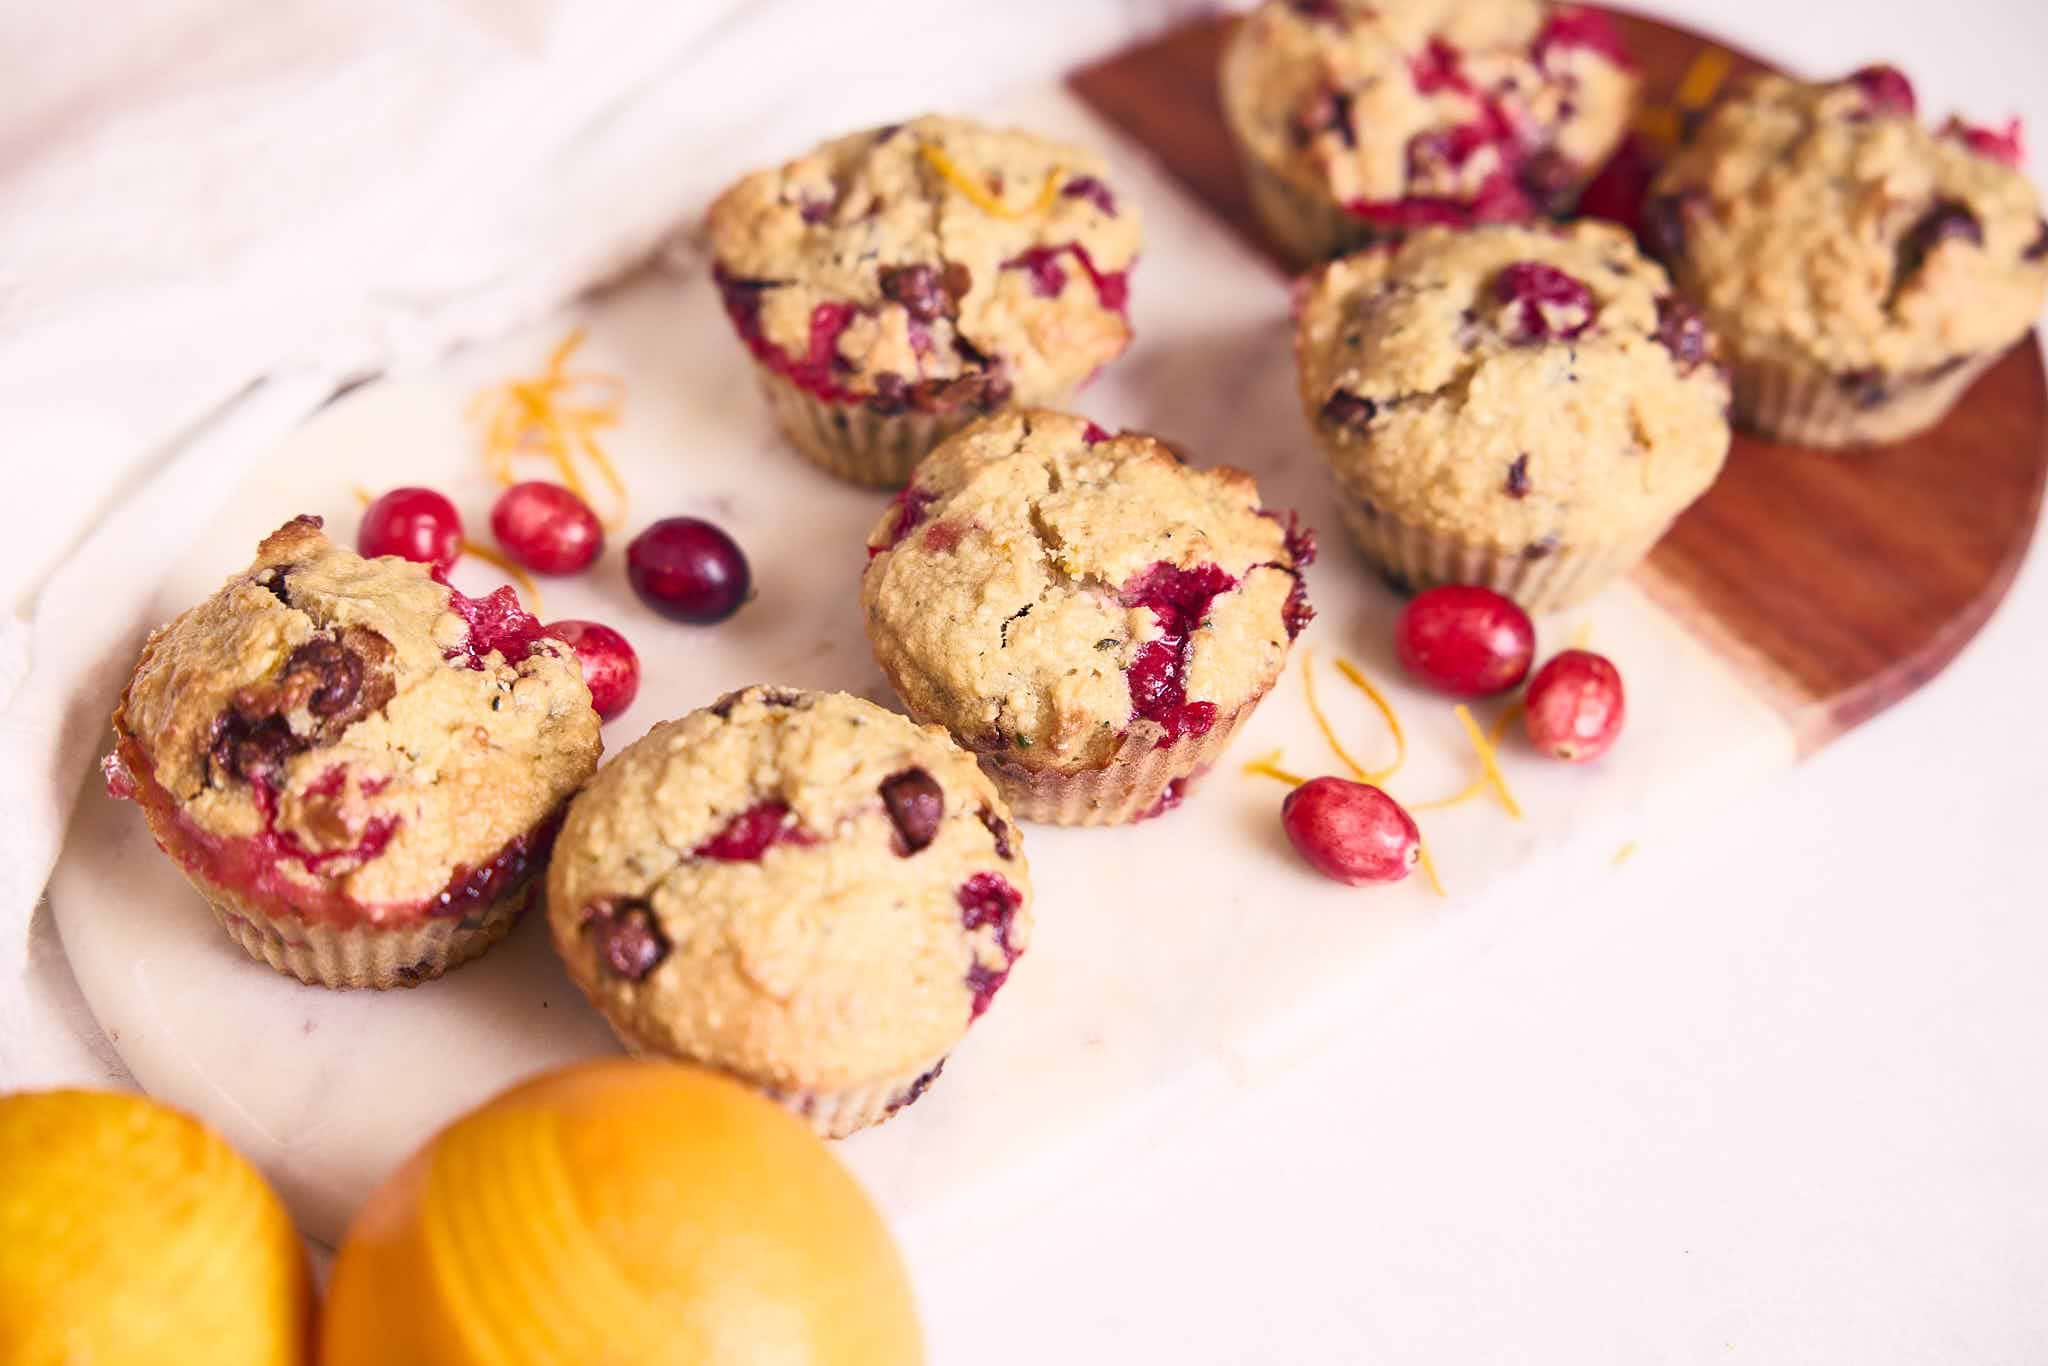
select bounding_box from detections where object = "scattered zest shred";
[1243,749,1308,788]
[469,328,628,528]
[1415,839,1447,897]
[1452,704,1523,820]
[1333,657,1405,783]
[1412,702,1523,812]
[351,487,545,616]
[1301,649,1370,783]
[919,143,1063,219]
[1569,621,1594,651]
[1612,840,1639,868]
[1636,48,1732,148]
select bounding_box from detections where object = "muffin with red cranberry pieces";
[707,114,1142,487]
[1220,0,1638,263]
[104,515,601,989]
[546,686,1030,1138]
[862,408,1314,825]
[1648,66,2048,446]
[1295,221,1730,610]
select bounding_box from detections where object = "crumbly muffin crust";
[1650,69,2048,382]
[1295,221,1731,555]
[109,516,600,926]
[547,687,1030,1099]
[1221,0,1637,228]
[861,409,1312,771]
[707,114,1141,419]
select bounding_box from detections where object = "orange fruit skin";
[0,1089,313,1365]
[322,1058,924,1365]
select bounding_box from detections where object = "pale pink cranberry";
[1281,778,1421,886]
[359,487,461,574]
[1523,649,1626,761]
[1395,585,1535,697]
[546,620,639,720]
[491,482,603,575]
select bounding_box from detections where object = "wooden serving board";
[1071,8,2048,752]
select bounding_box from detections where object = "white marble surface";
[49,87,1793,1256]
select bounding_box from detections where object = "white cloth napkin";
[0,0,1199,1086]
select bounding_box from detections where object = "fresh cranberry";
[490,482,603,575]
[443,584,550,669]
[627,517,750,624]
[545,620,639,721]
[1849,65,1917,116]
[1493,261,1596,341]
[1577,134,1659,236]
[1942,116,2025,167]
[1281,778,1420,886]
[359,487,461,574]
[1062,175,1118,215]
[1395,585,1536,697]
[1523,649,1626,761]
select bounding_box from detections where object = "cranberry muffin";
[546,687,1031,1138]
[707,114,1142,487]
[1295,221,1731,610]
[105,516,601,989]
[862,409,1314,825]
[1220,0,1638,262]
[1648,66,2048,446]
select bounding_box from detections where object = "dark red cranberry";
[490,482,603,575]
[1896,200,1984,285]
[1942,116,2025,167]
[545,620,639,721]
[1524,649,1626,761]
[1849,65,1918,116]
[581,898,669,981]
[1505,454,1531,499]
[359,487,461,574]
[1121,562,1239,746]
[879,768,944,855]
[1409,38,1467,95]
[1395,585,1536,697]
[1654,296,1712,371]
[693,800,815,861]
[1001,243,1132,314]
[627,517,750,624]
[1577,135,1658,235]
[1281,778,1420,886]
[1082,421,1112,445]
[1321,390,1378,429]
[1516,148,1581,216]
[1493,261,1595,341]
[1061,175,1118,215]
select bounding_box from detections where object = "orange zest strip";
[459,540,544,617]
[1242,749,1308,788]
[1453,703,1523,820]
[1612,840,1639,868]
[1415,837,1446,897]
[1300,649,1370,783]
[1332,657,1406,783]
[1675,48,1733,110]
[1411,701,1522,812]
[919,143,1063,219]
[469,328,628,529]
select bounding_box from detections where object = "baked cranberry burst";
[861,408,1314,826]
[104,515,601,989]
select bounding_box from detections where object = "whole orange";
[322,1058,923,1364]
[0,1088,312,1364]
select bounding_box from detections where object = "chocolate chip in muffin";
[1523,535,1561,561]
[978,805,1015,860]
[1505,454,1532,499]
[1517,148,1580,216]
[1321,390,1378,429]
[582,898,670,981]
[879,264,951,322]
[1654,295,1712,371]
[2027,219,2048,262]
[1894,199,1984,291]
[1292,86,1356,149]
[255,566,295,607]
[1838,367,1892,409]
[1641,190,1697,262]
[879,767,945,855]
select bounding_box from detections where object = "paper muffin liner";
[972,695,1264,827]
[201,880,535,990]
[1337,499,1673,615]
[1226,120,1376,266]
[1730,350,2001,448]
